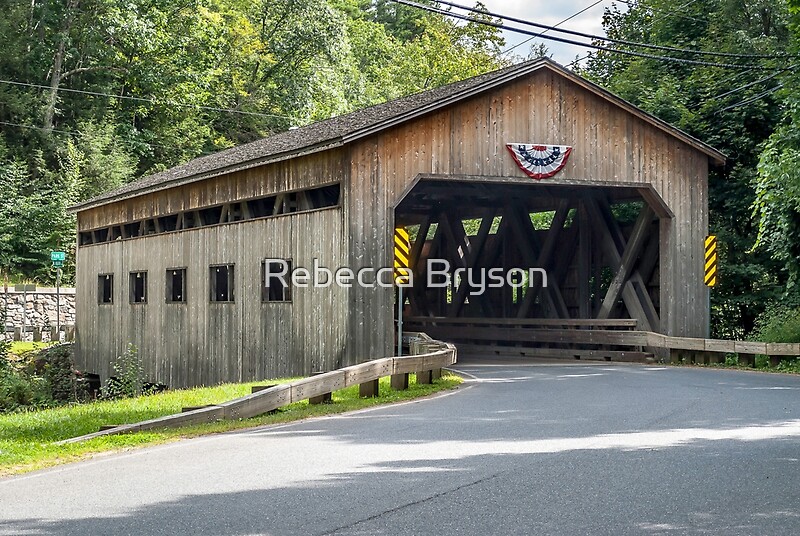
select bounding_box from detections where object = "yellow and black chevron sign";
[394,227,411,285]
[704,234,718,287]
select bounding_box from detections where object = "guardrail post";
[32,326,42,342]
[768,355,781,367]
[416,370,432,384]
[390,373,409,390]
[49,326,59,342]
[359,379,379,398]
[706,352,722,364]
[65,325,75,341]
[13,326,22,341]
[431,368,442,381]
[651,346,670,363]
[738,353,755,367]
[309,372,333,404]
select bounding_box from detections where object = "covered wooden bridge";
[71,58,725,387]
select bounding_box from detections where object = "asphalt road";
[2,357,800,535]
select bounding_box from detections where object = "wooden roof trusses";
[396,181,663,327]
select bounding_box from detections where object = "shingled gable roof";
[72,58,726,212]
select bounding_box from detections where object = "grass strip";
[8,341,56,357]
[0,372,462,477]
[679,356,800,374]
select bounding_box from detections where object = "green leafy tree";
[582,0,795,337]
[0,0,506,284]
[0,140,79,283]
[752,0,800,289]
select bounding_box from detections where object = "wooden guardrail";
[4,324,76,342]
[646,332,799,366]
[58,337,457,444]
[406,317,651,362]
[405,317,799,365]
[406,317,639,329]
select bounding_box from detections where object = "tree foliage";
[0,0,505,286]
[582,0,797,338]
[752,0,800,289]
[5,0,795,341]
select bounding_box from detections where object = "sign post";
[704,236,717,288]
[397,286,403,357]
[14,283,36,339]
[704,235,718,339]
[51,251,66,336]
[2,273,7,336]
[55,268,62,336]
[394,228,411,357]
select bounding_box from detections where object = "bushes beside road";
[1,342,85,412]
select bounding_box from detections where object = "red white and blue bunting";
[506,143,572,180]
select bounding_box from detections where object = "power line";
[713,66,795,100]
[434,0,794,60]
[501,0,605,56]
[0,120,216,155]
[567,56,787,109]
[556,2,789,110]
[565,0,715,68]
[571,0,786,68]
[0,120,84,138]
[0,79,296,121]
[566,45,787,110]
[716,84,784,113]
[392,0,789,70]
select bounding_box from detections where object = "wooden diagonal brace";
[585,198,659,331]
[504,204,569,318]
[440,211,495,317]
[597,204,655,319]
[517,199,572,318]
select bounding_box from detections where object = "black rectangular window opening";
[166,268,187,303]
[262,260,293,302]
[129,271,148,303]
[78,183,342,247]
[98,274,114,304]
[210,264,235,302]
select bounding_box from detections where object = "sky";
[465,0,625,66]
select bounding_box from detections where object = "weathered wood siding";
[347,68,709,361]
[78,149,347,231]
[76,64,711,383]
[75,207,348,387]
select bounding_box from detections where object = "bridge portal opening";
[394,176,670,345]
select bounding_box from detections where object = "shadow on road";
[3,362,800,535]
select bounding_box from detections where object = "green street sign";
[51,251,66,262]
[52,261,64,268]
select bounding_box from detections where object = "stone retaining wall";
[2,288,76,342]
